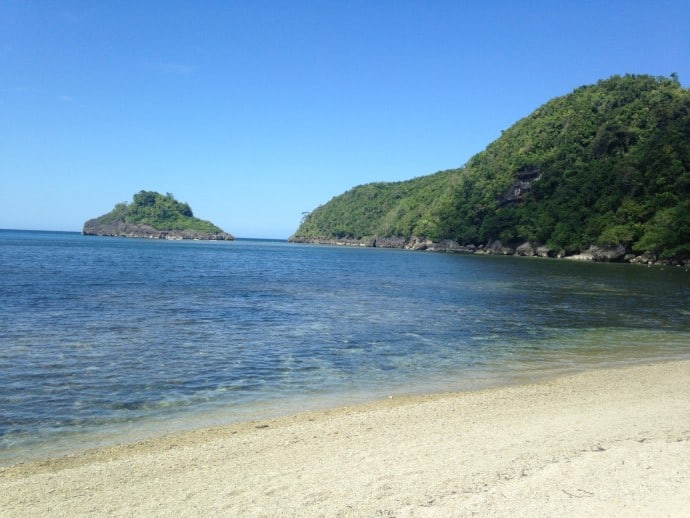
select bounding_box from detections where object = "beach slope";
[1,361,689,517]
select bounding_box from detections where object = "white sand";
[1,360,689,517]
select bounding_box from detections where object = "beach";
[1,360,689,517]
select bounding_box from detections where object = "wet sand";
[1,360,689,517]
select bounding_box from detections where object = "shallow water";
[1,230,689,463]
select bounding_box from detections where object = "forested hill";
[290,74,690,263]
[83,191,234,240]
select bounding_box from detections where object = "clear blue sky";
[2,1,688,238]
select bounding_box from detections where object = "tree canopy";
[90,191,227,234]
[292,74,690,259]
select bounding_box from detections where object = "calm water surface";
[1,230,689,463]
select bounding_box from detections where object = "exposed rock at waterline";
[83,221,233,241]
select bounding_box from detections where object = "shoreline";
[2,348,687,469]
[2,360,689,516]
[288,236,690,267]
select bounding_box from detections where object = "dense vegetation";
[86,191,229,235]
[292,75,690,259]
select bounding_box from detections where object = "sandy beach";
[1,360,689,517]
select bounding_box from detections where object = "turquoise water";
[1,229,689,463]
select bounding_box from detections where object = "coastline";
[288,236,690,267]
[1,360,689,516]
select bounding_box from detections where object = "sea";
[1,229,689,465]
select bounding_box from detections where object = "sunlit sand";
[1,361,688,517]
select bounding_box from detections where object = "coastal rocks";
[82,221,234,241]
[565,249,594,261]
[289,235,686,267]
[426,239,465,252]
[482,240,514,255]
[406,237,477,252]
[404,237,435,251]
[289,236,374,247]
[536,245,554,258]
[475,240,555,258]
[630,251,657,265]
[591,244,627,262]
[565,244,627,262]
[372,236,407,248]
[516,242,535,256]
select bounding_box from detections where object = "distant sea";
[1,229,689,464]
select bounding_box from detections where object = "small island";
[83,191,234,241]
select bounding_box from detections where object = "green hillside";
[291,74,690,261]
[83,191,233,240]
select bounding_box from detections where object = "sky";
[1,1,689,238]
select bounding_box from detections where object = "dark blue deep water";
[1,230,689,463]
